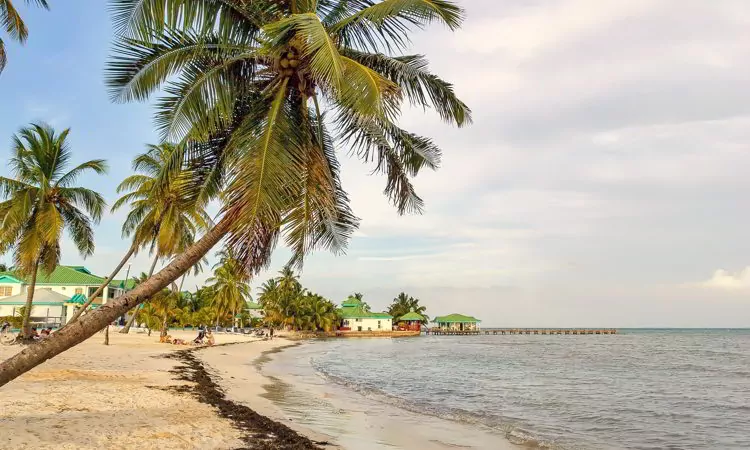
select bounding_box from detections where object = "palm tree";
[349,292,371,312]
[206,249,251,328]
[388,292,428,324]
[0,0,49,73]
[67,144,210,326]
[0,123,107,339]
[0,0,469,385]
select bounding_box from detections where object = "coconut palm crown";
[107,0,471,274]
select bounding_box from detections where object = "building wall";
[0,304,64,322]
[342,317,392,332]
[0,283,21,298]
[438,322,480,331]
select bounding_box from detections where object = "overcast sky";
[1,1,749,327]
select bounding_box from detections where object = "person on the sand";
[193,329,205,344]
[205,329,215,346]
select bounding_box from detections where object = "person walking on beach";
[269,327,274,340]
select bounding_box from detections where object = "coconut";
[280,58,290,68]
[287,51,296,59]
[288,59,300,68]
[284,68,295,77]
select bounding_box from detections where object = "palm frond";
[342,49,471,126]
[55,159,109,188]
[1,0,29,42]
[60,187,106,222]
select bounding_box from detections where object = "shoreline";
[0,329,328,449]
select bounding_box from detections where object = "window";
[357,326,362,331]
[355,318,362,322]
[1,286,11,296]
[377,320,382,329]
[75,288,83,295]
[61,287,66,291]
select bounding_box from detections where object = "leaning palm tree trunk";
[0,217,231,387]
[66,243,137,324]
[120,253,159,334]
[19,261,40,340]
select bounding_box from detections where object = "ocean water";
[262,330,750,449]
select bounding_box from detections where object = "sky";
[1,0,749,327]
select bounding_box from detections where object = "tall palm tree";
[0,123,107,339]
[0,0,49,73]
[0,0,469,386]
[67,143,210,325]
[388,291,428,324]
[206,249,251,327]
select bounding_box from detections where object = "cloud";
[697,268,750,291]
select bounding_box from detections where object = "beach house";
[338,297,393,332]
[0,265,126,326]
[396,308,426,332]
[433,314,481,332]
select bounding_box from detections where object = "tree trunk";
[0,216,231,387]
[66,243,137,324]
[19,260,40,340]
[104,324,109,345]
[120,253,159,334]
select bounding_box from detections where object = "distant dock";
[427,328,618,336]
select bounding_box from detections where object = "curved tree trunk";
[66,243,137,324]
[120,253,159,334]
[19,261,40,340]
[0,216,231,387]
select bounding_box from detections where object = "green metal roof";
[109,278,136,290]
[341,297,362,307]
[340,307,392,319]
[433,313,481,323]
[0,266,106,286]
[68,293,87,304]
[246,301,262,310]
[398,311,425,322]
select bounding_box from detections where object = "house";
[0,265,125,307]
[338,297,392,332]
[396,308,426,332]
[246,300,263,318]
[0,289,88,328]
[433,313,481,331]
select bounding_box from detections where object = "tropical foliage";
[206,249,252,326]
[107,0,470,276]
[259,267,339,331]
[0,0,49,73]
[388,292,428,324]
[0,0,467,386]
[0,123,107,338]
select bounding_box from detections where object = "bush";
[0,315,23,329]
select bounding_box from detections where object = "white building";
[338,297,393,332]
[0,265,126,327]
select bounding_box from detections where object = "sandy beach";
[0,328,317,450]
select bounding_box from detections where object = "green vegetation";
[259,268,339,332]
[0,123,107,338]
[0,0,468,386]
[388,292,429,324]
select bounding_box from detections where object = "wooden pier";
[426,328,617,336]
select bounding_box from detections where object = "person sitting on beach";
[172,338,187,345]
[39,328,50,338]
[193,329,205,344]
[205,329,215,346]
[30,327,39,339]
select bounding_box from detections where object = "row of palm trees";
[258,268,339,332]
[0,0,470,387]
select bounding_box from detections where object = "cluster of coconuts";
[279,47,301,77]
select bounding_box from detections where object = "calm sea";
[262,330,750,449]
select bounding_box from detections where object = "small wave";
[311,362,563,449]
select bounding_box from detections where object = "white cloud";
[698,268,750,291]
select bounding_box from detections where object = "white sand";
[0,328,270,449]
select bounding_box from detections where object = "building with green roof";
[0,265,126,310]
[433,313,481,331]
[338,296,393,332]
[396,308,426,332]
